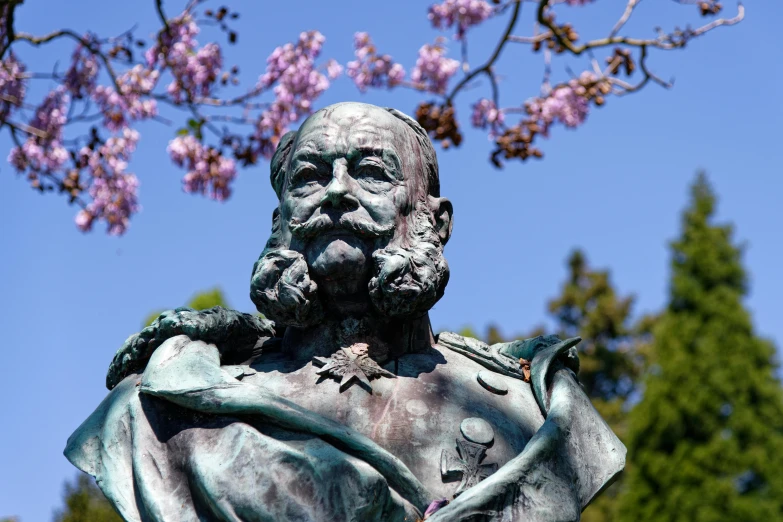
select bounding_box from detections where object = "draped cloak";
[65,316,625,522]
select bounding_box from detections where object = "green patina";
[66,102,624,522]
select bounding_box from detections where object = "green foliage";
[143,287,228,327]
[456,325,479,339]
[546,249,652,522]
[186,288,228,311]
[456,249,650,522]
[618,173,783,522]
[53,474,121,522]
[549,249,654,431]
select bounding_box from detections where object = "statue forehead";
[293,103,405,154]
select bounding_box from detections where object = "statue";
[65,102,625,521]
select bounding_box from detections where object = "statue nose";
[321,163,359,211]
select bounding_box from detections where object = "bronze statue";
[66,102,625,521]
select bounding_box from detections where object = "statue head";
[250,102,453,328]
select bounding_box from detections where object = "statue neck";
[281,313,435,363]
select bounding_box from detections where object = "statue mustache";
[289,213,395,240]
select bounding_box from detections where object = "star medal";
[313,343,396,392]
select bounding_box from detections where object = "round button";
[477,370,508,395]
[460,417,494,446]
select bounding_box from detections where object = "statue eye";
[355,161,390,183]
[292,164,328,186]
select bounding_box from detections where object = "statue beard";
[250,202,449,329]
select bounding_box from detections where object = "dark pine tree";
[547,249,652,432]
[548,250,653,522]
[54,474,122,522]
[619,173,783,522]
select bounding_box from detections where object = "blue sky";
[1,1,781,520]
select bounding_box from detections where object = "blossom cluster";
[0,52,26,121]
[64,41,100,99]
[93,65,159,132]
[168,134,237,201]
[3,0,708,234]
[9,88,69,174]
[471,98,504,131]
[489,71,610,166]
[428,0,493,39]
[411,41,460,94]
[252,31,335,159]
[146,13,222,103]
[75,128,142,235]
[346,32,405,92]
[527,86,589,130]
[7,33,154,233]
[526,72,606,133]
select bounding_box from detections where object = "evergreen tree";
[547,250,653,522]
[457,250,651,522]
[619,174,783,521]
[53,474,121,522]
[548,249,650,431]
[143,287,228,327]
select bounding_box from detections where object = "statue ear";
[270,130,298,199]
[431,197,453,246]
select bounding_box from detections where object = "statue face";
[250,102,452,328]
[279,104,410,301]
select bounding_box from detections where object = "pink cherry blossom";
[76,127,142,235]
[526,72,598,134]
[428,0,493,39]
[325,59,343,80]
[64,39,100,99]
[145,12,199,67]
[79,174,141,235]
[9,88,69,174]
[145,12,222,103]
[92,65,159,131]
[0,52,26,121]
[167,135,237,201]
[471,98,504,130]
[346,32,406,92]
[252,31,334,160]
[411,41,459,94]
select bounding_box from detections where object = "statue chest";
[239,345,546,500]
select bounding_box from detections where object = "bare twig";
[461,37,469,73]
[610,0,642,39]
[1,119,48,139]
[446,0,523,105]
[193,85,267,107]
[537,0,744,54]
[507,32,551,44]
[609,45,673,95]
[154,0,171,33]
[15,29,123,92]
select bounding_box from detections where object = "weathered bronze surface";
[65,102,625,521]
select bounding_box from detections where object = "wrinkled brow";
[291,146,403,180]
[289,148,331,167]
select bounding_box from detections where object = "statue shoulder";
[106,306,277,390]
[436,331,580,381]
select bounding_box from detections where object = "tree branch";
[14,29,123,92]
[610,0,642,39]
[537,0,744,54]
[446,0,523,105]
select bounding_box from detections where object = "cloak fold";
[65,334,625,522]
